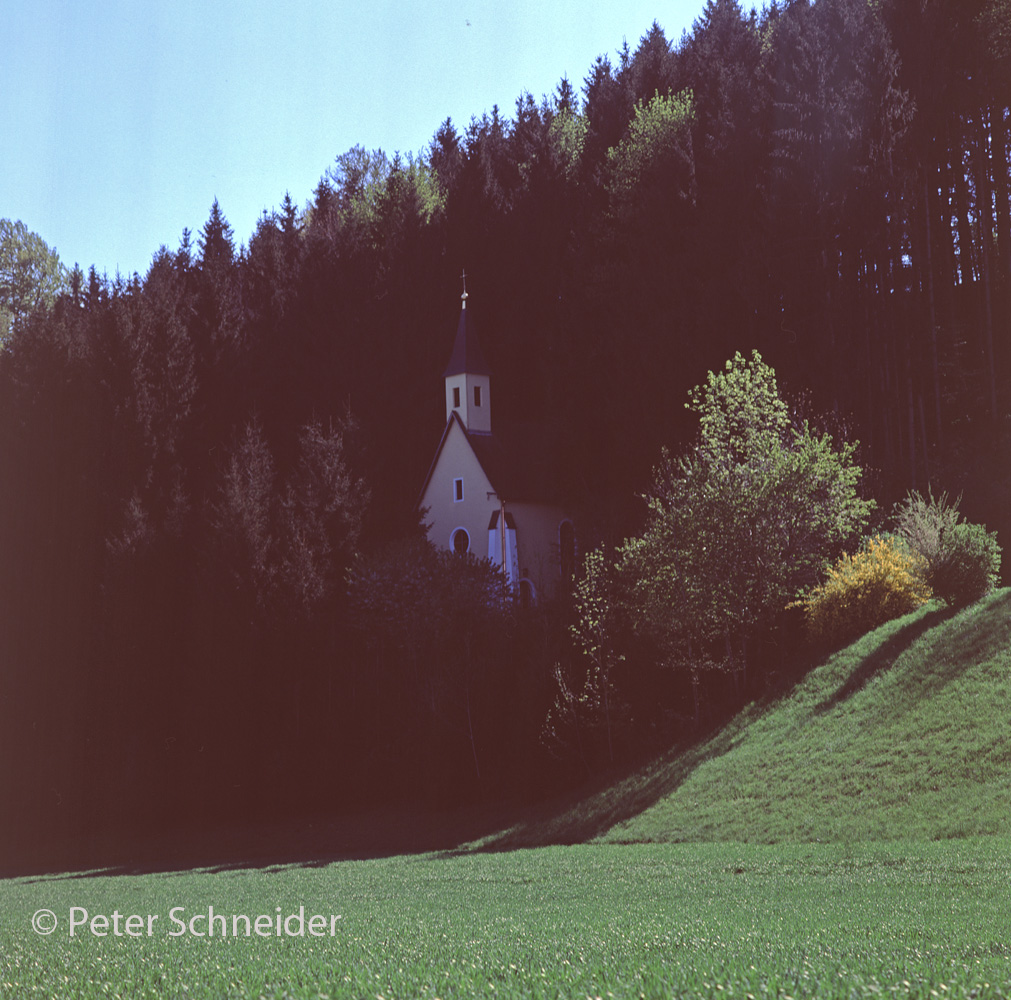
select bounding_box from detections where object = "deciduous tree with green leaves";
[0,219,70,345]
[543,545,628,766]
[606,89,695,227]
[620,351,874,718]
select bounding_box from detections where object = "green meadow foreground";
[4,593,1011,998]
[3,840,1011,999]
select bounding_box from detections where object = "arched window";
[452,527,470,555]
[519,578,535,608]
[559,519,575,579]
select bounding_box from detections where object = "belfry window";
[453,386,461,408]
[454,478,464,502]
[474,385,482,407]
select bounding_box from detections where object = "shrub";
[800,535,932,648]
[893,490,959,567]
[930,522,1002,608]
[895,491,1002,608]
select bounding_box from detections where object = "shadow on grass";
[886,589,1011,717]
[812,590,1011,720]
[9,670,813,879]
[11,804,545,882]
[812,605,956,716]
[452,700,782,855]
[13,704,787,879]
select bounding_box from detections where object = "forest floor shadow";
[9,802,545,881]
[454,692,794,855]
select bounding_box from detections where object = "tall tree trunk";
[687,638,700,727]
[823,244,839,413]
[602,659,614,765]
[991,105,1011,289]
[905,331,917,488]
[976,113,999,420]
[922,169,943,447]
[918,390,930,486]
[725,633,738,698]
[936,156,959,368]
[464,638,481,780]
[885,327,899,478]
[874,249,897,476]
[465,684,481,780]
[938,160,954,273]
[952,127,979,285]
[862,260,877,462]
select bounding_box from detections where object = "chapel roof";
[442,296,491,377]
[418,411,565,508]
[466,421,561,503]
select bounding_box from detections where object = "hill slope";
[482,589,1011,849]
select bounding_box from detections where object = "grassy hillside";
[481,589,1011,850]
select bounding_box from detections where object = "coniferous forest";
[2,0,1010,871]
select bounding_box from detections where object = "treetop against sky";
[3,0,706,280]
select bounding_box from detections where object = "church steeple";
[444,279,491,433]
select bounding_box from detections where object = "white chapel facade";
[419,290,575,602]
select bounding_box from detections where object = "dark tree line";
[1,0,1009,870]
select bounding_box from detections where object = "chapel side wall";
[509,500,570,600]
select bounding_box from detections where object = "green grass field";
[4,840,1011,998]
[4,592,1011,998]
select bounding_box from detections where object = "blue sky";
[3,0,706,279]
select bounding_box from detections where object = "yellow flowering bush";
[801,535,932,648]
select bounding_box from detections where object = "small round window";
[452,528,470,555]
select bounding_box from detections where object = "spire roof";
[442,294,491,377]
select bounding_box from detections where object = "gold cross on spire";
[461,268,468,308]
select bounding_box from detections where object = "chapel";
[418,287,575,603]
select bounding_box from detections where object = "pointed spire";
[443,279,490,376]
